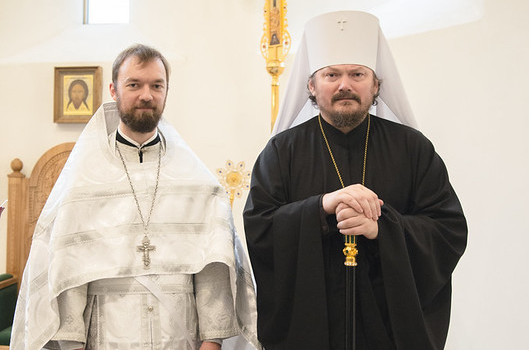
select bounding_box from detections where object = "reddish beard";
[117,98,163,133]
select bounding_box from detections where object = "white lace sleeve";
[50,284,89,344]
[58,340,85,350]
[195,263,239,341]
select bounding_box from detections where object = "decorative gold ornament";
[216,160,251,207]
[261,0,291,131]
[343,239,358,267]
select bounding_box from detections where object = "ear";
[308,77,316,96]
[109,82,118,101]
[372,78,380,96]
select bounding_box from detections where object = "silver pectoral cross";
[337,19,347,31]
[137,235,156,269]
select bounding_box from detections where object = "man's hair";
[307,70,382,106]
[112,44,171,85]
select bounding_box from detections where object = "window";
[84,0,130,24]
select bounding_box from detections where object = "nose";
[139,85,153,102]
[338,76,353,92]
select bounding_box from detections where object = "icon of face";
[70,83,87,108]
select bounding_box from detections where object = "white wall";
[1,0,528,348]
[389,0,529,347]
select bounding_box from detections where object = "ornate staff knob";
[343,242,358,267]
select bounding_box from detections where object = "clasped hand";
[322,184,383,240]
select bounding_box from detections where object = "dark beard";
[117,99,163,133]
[327,91,370,129]
[328,109,369,129]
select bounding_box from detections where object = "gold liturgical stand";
[261,0,290,131]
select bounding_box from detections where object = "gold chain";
[319,116,345,188]
[318,114,371,266]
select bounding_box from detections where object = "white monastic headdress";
[272,11,417,135]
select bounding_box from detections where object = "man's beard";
[117,97,164,133]
[323,91,372,129]
[72,99,82,109]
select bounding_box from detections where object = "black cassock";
[243,115,467,350]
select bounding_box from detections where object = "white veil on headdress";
[272,11,417,135]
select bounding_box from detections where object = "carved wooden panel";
[6,142,75,282]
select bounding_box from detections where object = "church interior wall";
[0,0,527,348]
[390,0,529,347]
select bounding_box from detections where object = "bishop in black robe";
[243,115,467,350]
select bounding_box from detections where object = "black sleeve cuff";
[319,194,338,237]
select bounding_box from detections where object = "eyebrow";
[348,67,369,73]
[122,77,166,84]
[322,67,340,73]
[322,66,370,73]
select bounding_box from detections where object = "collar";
[318,113,371,148]
[116,126,161,149]
[115,128,161,163]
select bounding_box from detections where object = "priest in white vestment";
[11,44,260,350]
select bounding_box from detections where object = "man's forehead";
[118,56,167,81]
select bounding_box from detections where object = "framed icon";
[54,66,102,123]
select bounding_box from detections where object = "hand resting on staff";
[335,202,379,240]
[322,184,383,221]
